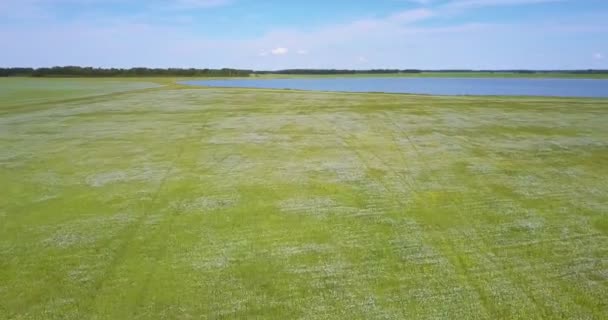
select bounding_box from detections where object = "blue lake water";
[182,77,608,98]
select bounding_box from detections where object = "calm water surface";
[182,78,608,98]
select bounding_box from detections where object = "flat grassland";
[1,78,607,319]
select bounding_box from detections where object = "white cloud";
[593,53,604,60]
[297,49,309,55]
[443,0,562,10]
[407,0,434,5]
[389,9,435,23]
[170,0,233,9]
[271,47,289,55]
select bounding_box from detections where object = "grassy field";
[1,78,607,319]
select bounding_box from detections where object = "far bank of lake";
[182,77,608,98]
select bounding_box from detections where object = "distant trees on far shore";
[257,69,608,75]
[255,69,422,75]
[0,66,252,77]
[1,66,607,77]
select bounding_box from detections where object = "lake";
[182,77,608,98]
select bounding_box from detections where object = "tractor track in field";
[377,110,501,317]
[86,133,187,309]
[314,110,505,316]
[385,110,598,316]
[460,163,603,316]
[130,124,250,313]
[381,113,499,316]
[311,113,406,204]
[86,122,236,312]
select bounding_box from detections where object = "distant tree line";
[256,69,608,75]
[0,66,252,77]
[439,69,608,74]
[2,66,607,77]
[255,69,422,75]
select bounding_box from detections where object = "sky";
[0,0,607,70]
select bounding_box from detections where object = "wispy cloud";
[406,0,434,5]
[593,53,605,60]
[271,47,289,55]
[388,8,435,23]
[443,0,563,10]
[170,0,233,9]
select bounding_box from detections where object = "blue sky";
[0,0,607,69]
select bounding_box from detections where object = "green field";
[1,78,607,319]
